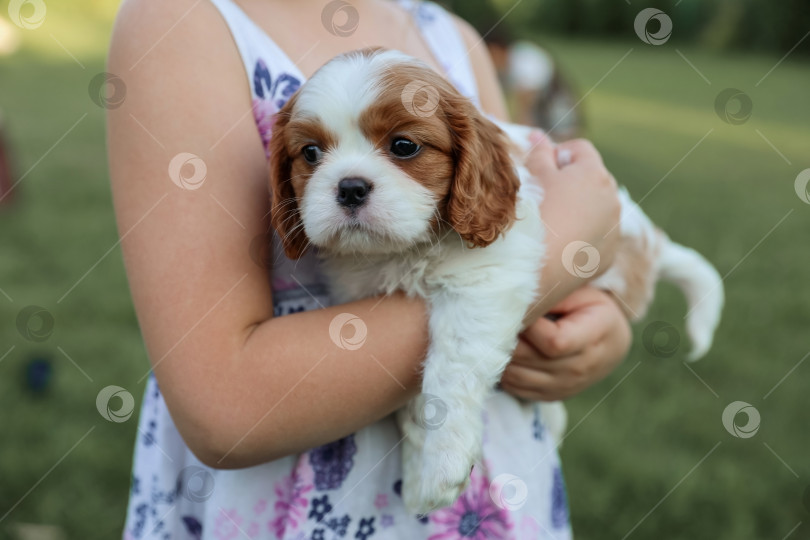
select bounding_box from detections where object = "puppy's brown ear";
[444,98,520,248]
[269,93,309,260]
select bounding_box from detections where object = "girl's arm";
[108,0,620,469]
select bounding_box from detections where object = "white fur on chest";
[320,193,544,306]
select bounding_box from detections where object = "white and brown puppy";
[268,48,724,513]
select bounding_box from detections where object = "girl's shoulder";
[111,0,242,79]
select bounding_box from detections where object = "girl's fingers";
[525,130,559,176]
[521,310,595,359]
[512,338,541,364]
[556,138,603,169]
[502,362,556,391]
[519,316,558,356]
[551,305,610,355]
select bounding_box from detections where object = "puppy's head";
[269,48,519,258]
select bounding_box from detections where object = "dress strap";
[396,0,480,106]
[208,0,304,89]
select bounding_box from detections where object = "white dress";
[123,2,573,539]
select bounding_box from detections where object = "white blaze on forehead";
[293,50,415,135]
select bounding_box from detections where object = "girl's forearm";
[205,292,428,468]
[176,222,586,470]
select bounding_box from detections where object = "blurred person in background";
[0,16,19,206]
[486,28,582,140]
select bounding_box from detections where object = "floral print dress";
[123,1,573,539]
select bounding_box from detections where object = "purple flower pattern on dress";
[354,517,376,540]
[214,508,242,540]
[182,516,202,540]
[551,466,569,529]
[427,464,513,540]
[309,435,357,491]
[533,404,545,441]
[251,59,301,156]
[270,469,313,538]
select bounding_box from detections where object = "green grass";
[1,17,809,540]
[539,37,810,539]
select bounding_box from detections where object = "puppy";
[268,48,724,513]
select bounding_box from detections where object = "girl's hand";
[527,132,620,270]
[521,132,623,321]
[501,287,632,402]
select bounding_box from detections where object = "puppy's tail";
[611,189,724,361]
[657,238,724,361]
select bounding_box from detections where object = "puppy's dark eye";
[390,138,420,158]
[302,145,323,165]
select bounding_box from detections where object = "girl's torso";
[123,2,572,539]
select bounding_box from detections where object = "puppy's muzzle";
[336,177,372,209]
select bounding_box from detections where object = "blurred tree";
[437,0,810,56]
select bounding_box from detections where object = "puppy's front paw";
[404,434,479,514]
[400,436,425,513]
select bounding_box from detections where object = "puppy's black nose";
[337,177,371,208]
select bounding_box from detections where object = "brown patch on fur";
[268,92,311,260]
[358,91,454,203]
[285,118,338,156]
[609,230,664,320]
[374,62,520,247]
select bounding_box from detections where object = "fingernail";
[557,148,573,167]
